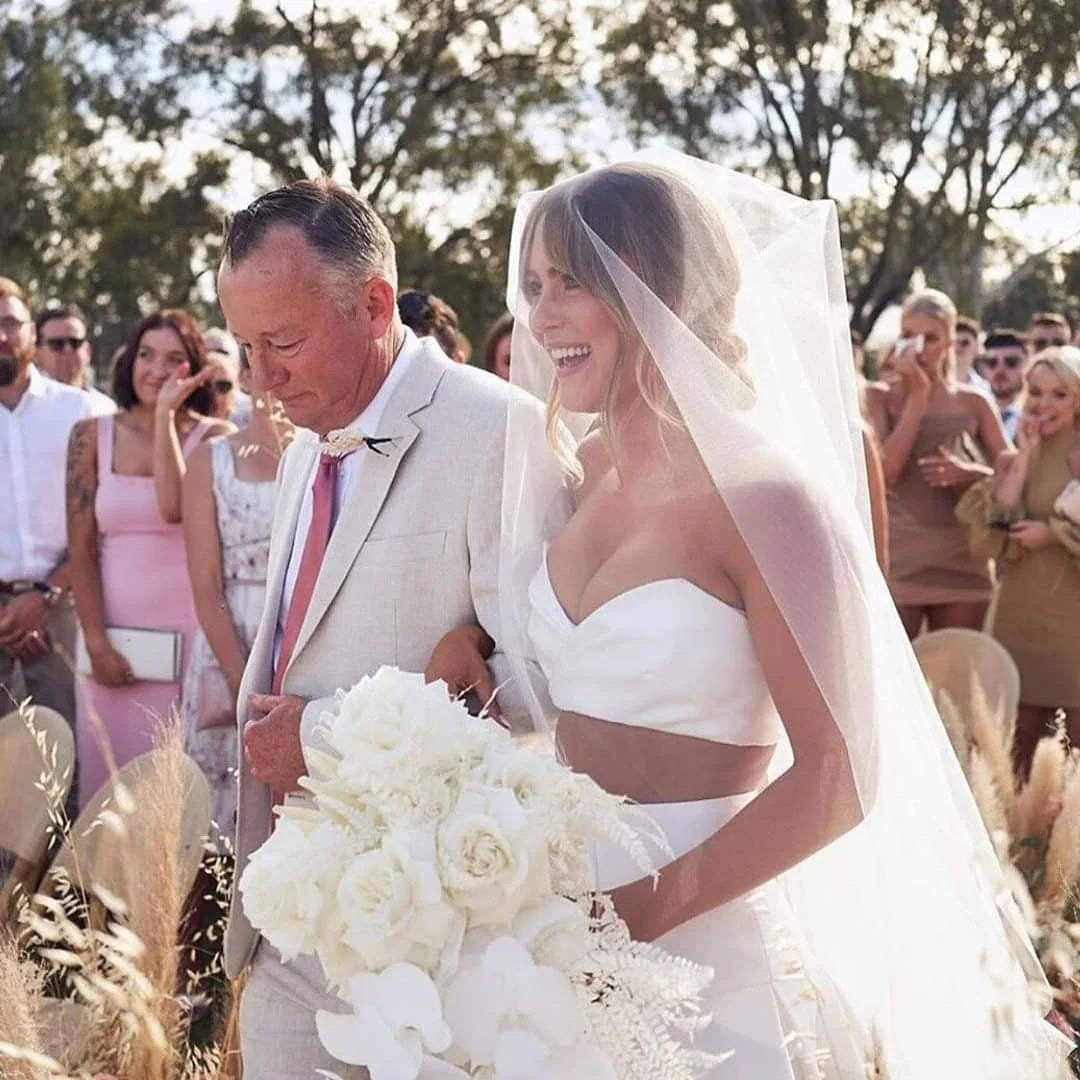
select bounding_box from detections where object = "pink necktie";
[272,453,338,694]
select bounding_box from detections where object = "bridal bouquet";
[239,666,724,1080]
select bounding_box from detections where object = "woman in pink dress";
[66,310,233,809]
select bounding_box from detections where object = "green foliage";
[598,0,1080,333]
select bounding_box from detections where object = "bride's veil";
[497,149,1066,1077]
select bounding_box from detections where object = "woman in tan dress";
[958,347,1080,778]
[867,289,1009,638]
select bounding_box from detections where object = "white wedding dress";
[528,555,874,1080]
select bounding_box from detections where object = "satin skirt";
[591,794,873,1080]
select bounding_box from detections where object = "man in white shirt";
[978,328,1031,442]
[0,279,96,727]
[954,315,993,399]
[33,303,116,417]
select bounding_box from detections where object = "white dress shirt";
[0,365,96,582]
[999,402,1021,442]
[273,331,419,665]
[85,385,117,417]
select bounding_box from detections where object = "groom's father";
[219,177,518,1077]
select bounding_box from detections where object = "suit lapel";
[285,343,447,671]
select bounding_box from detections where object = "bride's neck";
[604,401,707,495]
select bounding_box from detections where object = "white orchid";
[315,964,452,1080]
[442,936,585,1068]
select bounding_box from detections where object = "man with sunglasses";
[204,326,252,425]
[34,303,115,417]
[978,328,1031,441]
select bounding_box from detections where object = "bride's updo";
[521,162,749,472]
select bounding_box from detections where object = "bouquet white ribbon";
[240,667,725,1080]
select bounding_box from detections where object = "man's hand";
[244,693,308,798]
[0,592,50,657]
[425,624,500,719]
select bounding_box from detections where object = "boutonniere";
[321,430,397,458]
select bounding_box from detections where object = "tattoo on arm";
[66,420,97,524]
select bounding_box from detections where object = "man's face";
[218,226,394,435]
[36,315,90,386]
[1029,322,1070,352]
[980,344,1029,402]
[954,330,978,370]
[0,295,35,388]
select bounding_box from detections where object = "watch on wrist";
[33,582,66,608]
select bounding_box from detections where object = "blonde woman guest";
[180,362,293,832]
[66,310,233,808]
[866,289,1009,638]
[958,347,1080,778]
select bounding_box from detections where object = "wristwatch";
[32,582,68,608]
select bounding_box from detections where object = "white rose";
[437,787,550,927]
[512,898,592,971]
[239,817,348,962]
[482,748,561,813]
[334,831,460,976]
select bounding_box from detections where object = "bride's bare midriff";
[557,711,776,804]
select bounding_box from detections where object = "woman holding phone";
[866,289,1009,638]
[66,310,233,808]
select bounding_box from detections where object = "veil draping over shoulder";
[497,149,1068,1077]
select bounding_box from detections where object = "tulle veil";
[496,148,1069,1077]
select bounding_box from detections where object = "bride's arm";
[613,487,864,942]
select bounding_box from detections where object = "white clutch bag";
[75,627,182,682]
[1053,479,1080,526]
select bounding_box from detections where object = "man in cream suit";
[218,177,521,1076]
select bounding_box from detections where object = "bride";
[485,153,1070,1078]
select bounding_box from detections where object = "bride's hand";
[425,624,502,721]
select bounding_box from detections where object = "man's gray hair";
[222,176,398,308]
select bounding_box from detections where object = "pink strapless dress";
[74,415,208,808]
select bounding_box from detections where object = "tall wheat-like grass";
[0,708,235,1080]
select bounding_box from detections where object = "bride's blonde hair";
[520,163,749,481]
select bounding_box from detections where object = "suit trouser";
[240,942,369,1079]
[0,602,78,821]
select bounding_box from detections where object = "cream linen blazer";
[225,339,525,977]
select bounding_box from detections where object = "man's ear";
[365,278,398,338]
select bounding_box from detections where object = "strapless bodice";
[528,555,781,747]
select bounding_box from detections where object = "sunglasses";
[42,336,87,352]
[980,354,1024,370]
[213,379,234,394]
[1032,337,1067,351]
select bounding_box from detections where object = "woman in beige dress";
[958,347,1080,778]
[866,289,1009,638]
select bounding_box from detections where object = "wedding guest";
[482,312,513,381]
[34,304,115,416]
[978,328,1031,440]
[66,309,233,807]
[397,289,466,361]
[204,326,252,425]
[0,279,92,730]
[954,315,992,399]
[867,289,1008,638]
[181,360,293,834]
[1028,311,1071,352]
[958,346,1080,779]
